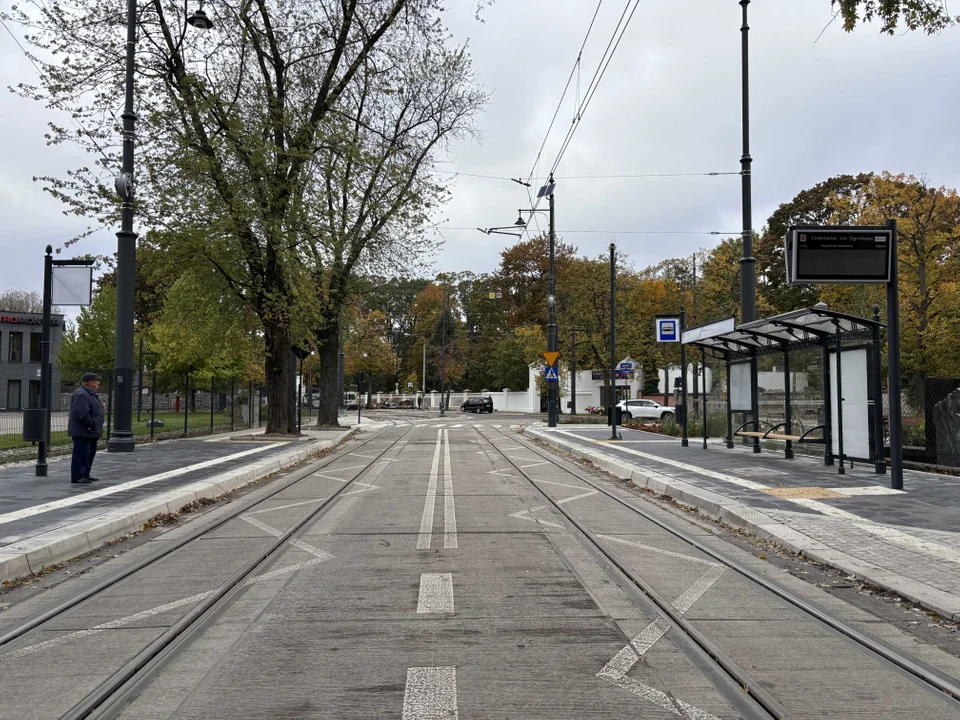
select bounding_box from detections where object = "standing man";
[68,372,104,484]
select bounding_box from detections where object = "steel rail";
[477,426,778,720]
[513,427,960,706]
[0,424,395,650]
[65,421,413,719]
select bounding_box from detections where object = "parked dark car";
[460,396,494,413]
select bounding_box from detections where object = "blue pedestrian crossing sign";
[656,317,680,343]
[544,365,560,381]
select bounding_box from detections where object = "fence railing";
[0,373,268,463]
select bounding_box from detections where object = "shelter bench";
[733,421,825,453]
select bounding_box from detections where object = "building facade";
[0,312,64,411]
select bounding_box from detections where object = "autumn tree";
[756,174,874,315]
[343,310,398,409]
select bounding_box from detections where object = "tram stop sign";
[785,225,893,284]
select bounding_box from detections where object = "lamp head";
[187,7,213,30]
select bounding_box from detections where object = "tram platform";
[0,424,358,583]
[528,423,960,621]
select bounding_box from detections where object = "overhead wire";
[0,15,113,164]
[519,0,644,243]
[525,0,606,187]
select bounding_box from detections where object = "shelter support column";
[783,349,793,459]
[750,350,760,453]
[871,305,886,474]
[822,341,834,466]
[725,353,734,448]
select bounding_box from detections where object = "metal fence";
[0,373,267,463]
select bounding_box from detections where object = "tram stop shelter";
[681,306,892,479]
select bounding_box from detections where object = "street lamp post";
[109,1,211,453]
[739,0,755,324]
[440,281,447,417]
[509,176,558,427]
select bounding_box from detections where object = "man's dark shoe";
[71,478,92,484]
[85,476,100,482]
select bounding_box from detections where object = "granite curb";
[526,427,960,622]
[0,428,357,584]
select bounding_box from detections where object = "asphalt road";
[1,415,958,718]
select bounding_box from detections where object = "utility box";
[607,406,623,426]
[22,408,47,443]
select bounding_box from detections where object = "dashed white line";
[402,666,458,720]
[417,430,443,550]
[416,573,455,614]
[442,429,457,549]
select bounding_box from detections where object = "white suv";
[617,398,674,421]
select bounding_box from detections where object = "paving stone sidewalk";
[0,422,359,582]
[528,424,960,621]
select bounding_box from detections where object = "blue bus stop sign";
[656,317,680,342]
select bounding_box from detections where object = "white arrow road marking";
[244,498,325,516]
[557,489,599,505]
[596,544,725,718]
[531,478,587,491]
[486,469,516,478]
[596,535,717,567]
[417,573,455,614]
[341,482,382,497]
[417,430,443,550]
[519,461,550,470]
[2,547,335,661]
[508,507,563,529]
[442,429,457,549]
[241,515,283,537]
[402,666,458,720]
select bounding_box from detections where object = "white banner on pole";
[51,266,93,306]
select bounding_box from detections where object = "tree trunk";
[315,322,341,427]
[265,325,297,434]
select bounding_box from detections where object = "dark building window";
[6,380,21,410]
[9,332,22,362]
[28,380,41,409]
[29,333,42,363]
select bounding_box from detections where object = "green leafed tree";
[7,0,483,436]
[832,0,957,33]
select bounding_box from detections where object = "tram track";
[479,425,960,719]
[0,420,412,719]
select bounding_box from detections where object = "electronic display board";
[786,226,892,284]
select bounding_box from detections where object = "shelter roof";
[684,307,883,357]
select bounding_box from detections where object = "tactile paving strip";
[760,486,846,499]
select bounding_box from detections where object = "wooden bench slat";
[735,431,766,438]
[764,433,801,441]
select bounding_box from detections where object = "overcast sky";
[1,0,958,308]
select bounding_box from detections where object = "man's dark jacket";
[67,385,104,439]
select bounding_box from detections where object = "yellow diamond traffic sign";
[541,351,560,367]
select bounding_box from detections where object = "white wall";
[658,363,713,394]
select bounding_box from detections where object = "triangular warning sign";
[541,351,560,367]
